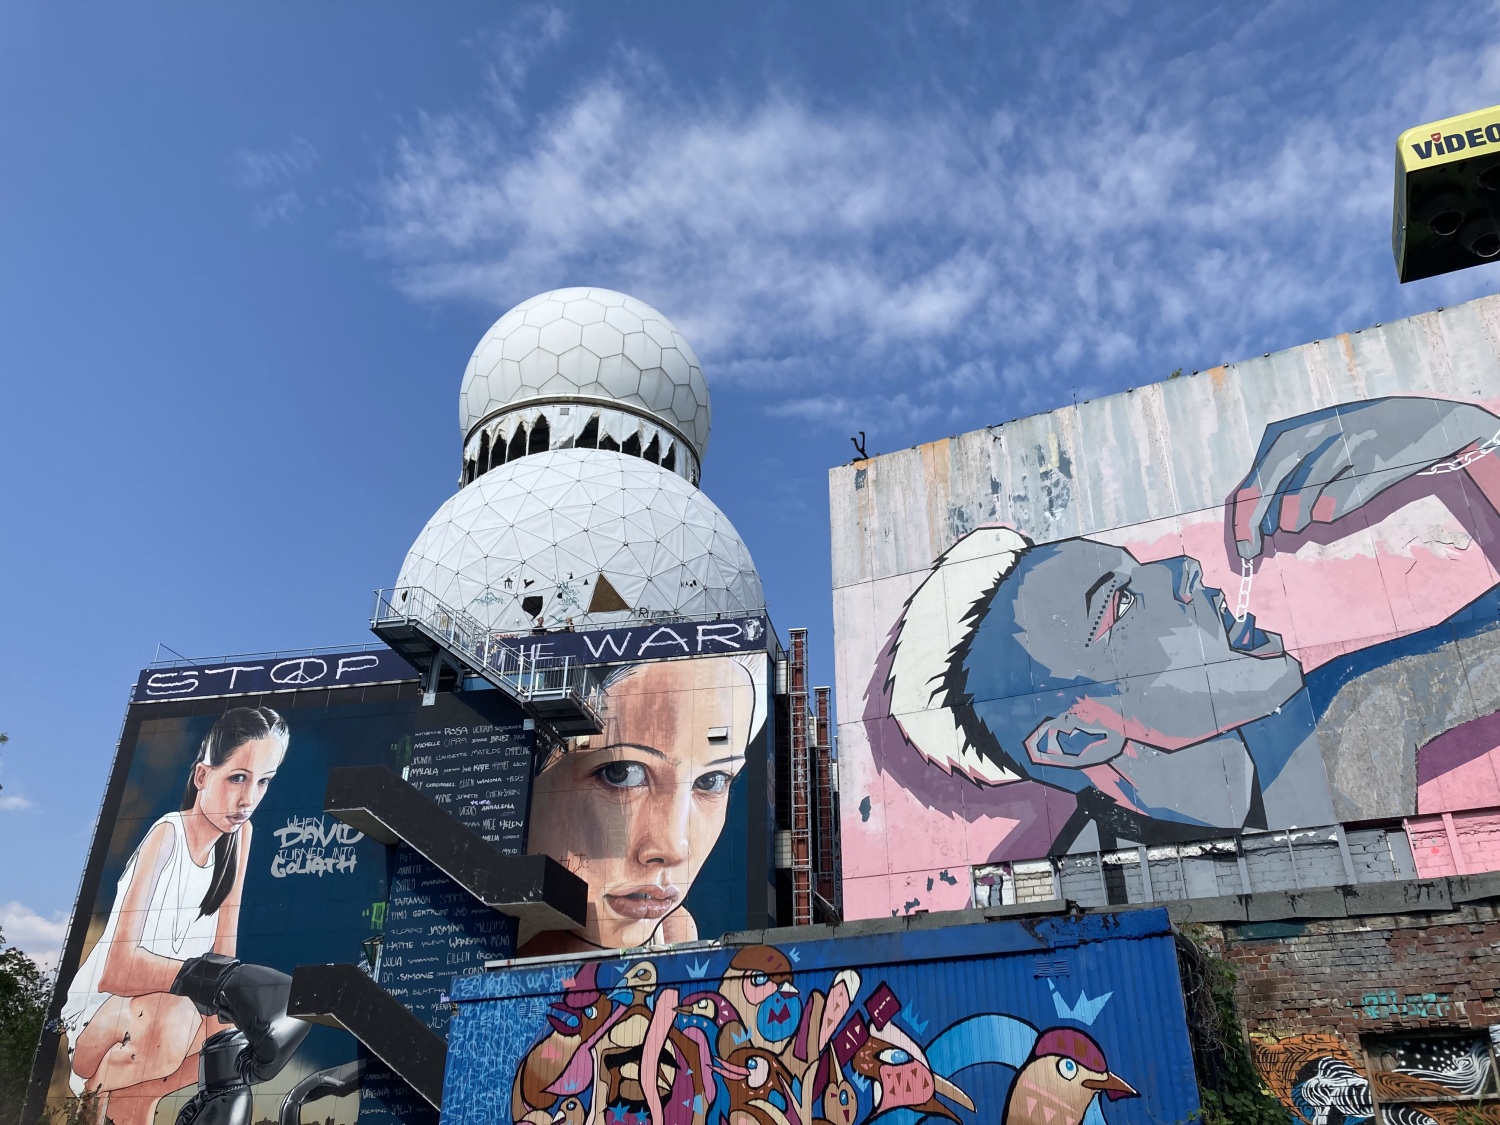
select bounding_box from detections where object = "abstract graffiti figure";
[880,397,1500,849]
[510,947,1134,1125]
[1254,1032,1500,1125]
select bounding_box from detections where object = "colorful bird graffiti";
[508,946,1138,1125]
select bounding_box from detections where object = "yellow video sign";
[1393,104,1500,282]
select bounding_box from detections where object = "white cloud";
[230,137,319,191]
[2,901,67,972]
[470,5,570,121]
[362,8,1500,438]
[229,138,319,227]
[0,793,33,811]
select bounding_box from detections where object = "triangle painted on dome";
[588,573,632,613]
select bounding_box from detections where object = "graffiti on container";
[1253,1032,1500,1125]
[509,945,1139,1125]
[1351,991,1452,1020]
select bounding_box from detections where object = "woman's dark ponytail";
[181,706,289,917]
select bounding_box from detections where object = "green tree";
[0,925,50,1125]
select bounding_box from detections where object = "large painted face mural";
[522,653,768,957]
[833,301,1500,917]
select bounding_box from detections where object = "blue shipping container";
[442,909,1199,1125]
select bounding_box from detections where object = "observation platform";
[370,587,606,737]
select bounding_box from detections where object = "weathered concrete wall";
[831,293,1500,921]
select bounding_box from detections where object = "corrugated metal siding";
[440,910,1199,1125]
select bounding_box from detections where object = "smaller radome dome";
[461,288,711,463]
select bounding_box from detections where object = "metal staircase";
[370,586,605,736]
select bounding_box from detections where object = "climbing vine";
[1175,928,1290,1125]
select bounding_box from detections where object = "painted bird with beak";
[830,985,974,1124]
[1003,1029,1136,1125]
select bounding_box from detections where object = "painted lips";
[604,885,681,920]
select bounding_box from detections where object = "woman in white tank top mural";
[61,707,292,1125]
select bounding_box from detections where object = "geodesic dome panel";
[461,287,712,464]
[395,448,763,632]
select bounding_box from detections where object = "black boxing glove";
[172,955,311,1083]
[172,953,240,1017]
[174,1030,253,1125]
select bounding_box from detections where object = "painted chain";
[1234,429,1500,623]
[1418,427,1500,474]
[1235,559,1254,623]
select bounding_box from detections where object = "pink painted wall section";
[1416,710,1500,814]
[1406,809,1500,878]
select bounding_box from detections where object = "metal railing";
[371,587,607,723]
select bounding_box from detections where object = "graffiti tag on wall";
[1253,1031,1500,1125]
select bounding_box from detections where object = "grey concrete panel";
[1245,888,1348,921]
[1164,895,1250,924]
[979,900,1067,921]
[1447,871,1500,902]
[828,916,907,940]
[1342,879,1452,915]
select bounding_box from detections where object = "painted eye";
[693,771,731,793]
[1088,580,1138,645]
[583,1006,596,1019]
[751,972,769,987]
[838,1090,850,1106]
[1057,1058,1077,1079]
[876,1048,911,1066]
[596,762,648,788]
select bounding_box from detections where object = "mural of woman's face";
[192,737,284,834]
[526,657,754,948]
[967,539,1305,751]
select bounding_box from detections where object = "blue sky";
[5,0,1500,965]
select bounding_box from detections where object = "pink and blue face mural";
[843,376,1500,913]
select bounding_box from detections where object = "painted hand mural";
[870,395,1500,856]
[506,946,1138,1125]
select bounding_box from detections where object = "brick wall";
[1205,904,1500,1039]
[1195,898,1500,1123]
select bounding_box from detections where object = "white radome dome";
[461,288,712,462]
[396,448,763,632]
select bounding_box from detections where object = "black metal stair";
[287,963,447,1109]
[323,765,587,930]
